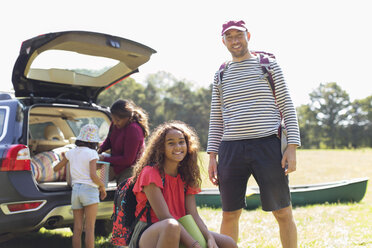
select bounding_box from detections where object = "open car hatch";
[12,31,156,102]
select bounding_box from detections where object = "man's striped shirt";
[207,56,301,153]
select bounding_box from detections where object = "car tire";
[95,219,113,237]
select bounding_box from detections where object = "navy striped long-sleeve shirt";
[206,56,301,153]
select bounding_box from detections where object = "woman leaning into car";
[98,99,149,185]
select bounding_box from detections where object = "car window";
[30,50,119,77]
[29,122,55,139]
[0,107,8,140]
[67,117,109,141]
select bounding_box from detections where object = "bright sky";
[1,0,371,107]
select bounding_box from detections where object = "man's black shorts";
[217,135,291,212]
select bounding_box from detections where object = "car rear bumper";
[35,200,114,229]
[0,171,115,234]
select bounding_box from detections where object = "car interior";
[28,106,110,186]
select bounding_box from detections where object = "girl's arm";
[142,184,197,247]
[89,159,107,200]
[98,140,109,154]
[53,153,68,172]
[142,183,172,220]
[98,134,111,154]
[98,124,113,154]
[185,194,217,248]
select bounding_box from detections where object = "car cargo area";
[28,106,111,190]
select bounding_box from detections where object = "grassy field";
[1,149,371,248]
[197,149,372,248]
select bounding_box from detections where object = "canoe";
[195,177,369,210]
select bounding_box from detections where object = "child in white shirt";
[54,124,107,248]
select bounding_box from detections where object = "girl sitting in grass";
[128,121,237,248]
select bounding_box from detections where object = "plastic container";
[96,161,110,188]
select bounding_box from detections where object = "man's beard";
[229,47,248,59]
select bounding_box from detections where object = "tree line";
[98,72,372,150]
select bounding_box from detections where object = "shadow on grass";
[0,231,71,248]
[0,229,115,248]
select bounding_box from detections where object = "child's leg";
[83,203,98,248]
[139,218,181,248]
[72,209,84,248]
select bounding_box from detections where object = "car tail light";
[1,200,46,214]
[0,144,31,171]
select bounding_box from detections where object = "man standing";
[207,20,301,248]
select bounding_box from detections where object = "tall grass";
[1,149,371,247]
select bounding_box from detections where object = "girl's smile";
[164,129,187,171]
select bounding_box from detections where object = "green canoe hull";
[195,177,369,210]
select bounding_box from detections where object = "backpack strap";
[254,51,276,94]
[216,61,230,110]
[254,51,285,137]
[129,201,150,230]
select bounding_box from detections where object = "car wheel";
[95,219,113,237]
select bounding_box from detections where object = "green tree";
[97,77,146,107]
[347,95,372,147]
[140,72,212,149]
[96,72,372,150]
[143,71,180,128]
[296,104,319,148]
[141,81,165,128]
[192,86,212,149]
[163,80,211,149]
[309,82,350,148]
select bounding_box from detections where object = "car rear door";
[12,31,157,103]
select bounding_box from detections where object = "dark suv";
[0,31,156,240]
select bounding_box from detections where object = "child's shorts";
[71,183,99,209]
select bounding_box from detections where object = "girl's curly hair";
[132,120,201,188]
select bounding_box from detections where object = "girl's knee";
[157,218,181,240]
[225,236,238,248]
[162,218,181,235]
[139,219,181,247]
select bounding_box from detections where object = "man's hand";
[281,144,297,175]
[208,153,219,186]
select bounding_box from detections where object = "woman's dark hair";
[75,140,98,150]
[110,99,149,137]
